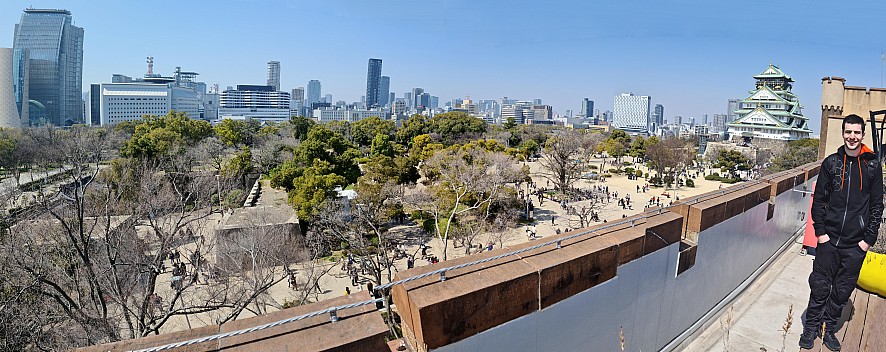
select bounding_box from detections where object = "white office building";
[218,85,291,122]
[613,93,651,134]
[98,83,199,126]
[313,108,387,123]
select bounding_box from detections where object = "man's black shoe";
[822,330,841,351]
[798,328,818,349]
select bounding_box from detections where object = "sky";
[2,0,886,134]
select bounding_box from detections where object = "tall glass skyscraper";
[13,8,84,126]
[365,58,382,107]
[306,80,321,107]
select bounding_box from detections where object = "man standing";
[801,114,883,350]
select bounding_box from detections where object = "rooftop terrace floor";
[683,240,885,352]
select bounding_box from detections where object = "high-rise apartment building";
[267,61,281,91]
[365,58,382,107]
[14,8,84,126]
[379,76,390,107]
[613,93,651,134]
[291,87,304,105]
[306,80,321,106]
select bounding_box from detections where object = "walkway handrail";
[132,205,699,352]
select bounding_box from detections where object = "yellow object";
[857,251,886,296]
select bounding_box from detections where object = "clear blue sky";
[2,0,885,134]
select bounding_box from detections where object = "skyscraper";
[613,93,651,134]
[379,76,390,107]
[267,61,280,91]
[411,88,424,110]
[580,98,594,118]
[727,98,740,122]
[650,104,664,132]
[307,80,321,106]
[14,8,84,126]
[291,87,304,116]
[365,58,382,107]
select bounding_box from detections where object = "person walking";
[800,114,883,351]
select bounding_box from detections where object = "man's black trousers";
[804,241,867,331]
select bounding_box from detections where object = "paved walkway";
[682,240,885,352]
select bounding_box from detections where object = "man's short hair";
[843,114,866,132]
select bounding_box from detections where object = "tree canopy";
[121,111,213,159]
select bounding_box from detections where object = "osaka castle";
[726,64,813,141]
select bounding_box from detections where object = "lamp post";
[215,174,222,211]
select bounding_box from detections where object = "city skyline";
[1,1,886,133]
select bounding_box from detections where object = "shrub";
[602,173,612,178]
[608,168,620,174]
[589,165,599,170]
[705,174,721,181]
[635,170,644,177]
[650,175,663,186]
[624,167,635,174]
[622,161,632,166]
[722,177,741,184]
[685,179,695,187]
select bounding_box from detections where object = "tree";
[352,116,395,147]
[769,138,819,172]
[289,115,316,141]
[427,111,487,145]
[407,146,520,260]
[215,119,261,147]
[715,150,751,179]
[269,126,361,220]
[121,111,213,159]
[646,137,694,188]
[628,136,646,163]
[370,133,395,158]
[538,131,586,195]
[221,146,254,188]
[503,116,517,130]
[602,129,630,164]
[395,114,429,147]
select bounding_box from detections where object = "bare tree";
[0,126,310,349]
[538,131,588,196]
[407,146,520,261]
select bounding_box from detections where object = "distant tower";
[146,56,154,75]
[267,61,281,91]
[580,98,594,118]
[365,58,382,107]
[379,76,390,107]
[307,80,321,106]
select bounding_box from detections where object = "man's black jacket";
[812,144,884,248]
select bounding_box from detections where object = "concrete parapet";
[668,183,765,240]
[801,160,822,180]
[760,170,806,198]
[75,291,388,352]
[392,250,538,351]
[392,210,686,351]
